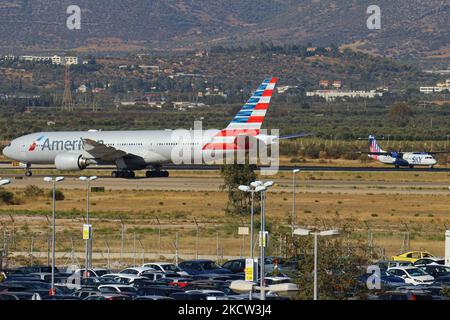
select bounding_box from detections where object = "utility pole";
[62,65,74,112]
[155,217,161,258]
[194,218,199,260]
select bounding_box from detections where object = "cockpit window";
[6,143,11,147]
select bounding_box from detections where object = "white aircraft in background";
[367,135,439,169]
[3,78,302,178]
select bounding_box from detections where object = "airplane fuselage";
[370,152,437,167]
[3,129,222,168]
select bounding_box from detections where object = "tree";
[388,102,414,126]
[220,164,259,216]
[285,224,372,300]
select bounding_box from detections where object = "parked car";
[417,265,450,278]
[358,270,405,289]
[142,262,188,276]
[413,258,445,266]
[178,260,232,275]
[387,266,434,285]
[98,284,139,297]
[134,295,175,300]
[72,289,101,299]
[376,260,413,271]
[72,268,111,278]
[374,290,434,300]
[391,251,435,263]
[84,293,131,301]
[118,267,158,277]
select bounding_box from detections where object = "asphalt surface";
[1,175,449,195]
[2,163,450,172]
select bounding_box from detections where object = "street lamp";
[259,180,274,301]
[79,176,97,272]
[0,179,11,186]
[293,228,340,300]
[292,169,300,235]
[238,182,266,300]
[43,176,64,296]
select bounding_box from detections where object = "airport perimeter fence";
[0,229,288,270]
[0,224,426,270]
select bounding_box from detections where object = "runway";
[2,175,450,195]
[1,164,450,173]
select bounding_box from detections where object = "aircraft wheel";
[162,171,169,178]
[128,171,136,179]
[25,171,32,177]
[112,171,118,178]
[409,165,414,169]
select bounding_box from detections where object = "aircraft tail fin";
[369,135,385,153]
[225,77,278,131]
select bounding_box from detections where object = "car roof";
[388,266,419,270]
[121,267,155,272]
[99,284,135,288]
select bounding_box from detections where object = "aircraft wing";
[82,138,134,162]
[278,133,314,140]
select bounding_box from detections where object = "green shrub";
[23,185,45,198]
[47,189,65,201]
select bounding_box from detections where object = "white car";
[118,267,157,277]
[72,268,111,278]
[142,262,189,276]
[98,284,138,296]
[387,266,434,285]
[100,274,146,285]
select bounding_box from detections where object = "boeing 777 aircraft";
[367,135,439,169]
[3,78,287,178]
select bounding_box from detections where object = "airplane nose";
[2,145,12,158]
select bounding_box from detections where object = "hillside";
[0,0,448,62]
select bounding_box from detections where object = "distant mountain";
[0,0,448,62]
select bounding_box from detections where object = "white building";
[420,80,450,94]
[306,90,383,101]
[19,55,79,66]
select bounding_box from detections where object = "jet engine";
[54,154,90,171]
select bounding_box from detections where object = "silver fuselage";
[2,129,224,167]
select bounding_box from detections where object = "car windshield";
[95,270,109,277]
[434,266,450,274]
[201,262,221,270]
[406,268,427,277]
[162,264,179,272]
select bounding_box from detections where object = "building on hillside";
[420,80,450,94]
[19,55,79,65]
[306,90,383,101]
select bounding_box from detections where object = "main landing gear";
[111,170,135,179]
[146,170,169,178]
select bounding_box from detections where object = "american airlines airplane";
[3,78,287,178]
[367,135,439,169]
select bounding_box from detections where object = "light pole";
[259,181,274,301]
[293,228,340,300]
[238,181,266,300]
[43,176,64,296]
[238,183,266,260]
[292,169,300,234]
[79,176,97,273]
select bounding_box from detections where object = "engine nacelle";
[54,153,90,171]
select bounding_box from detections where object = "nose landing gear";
[25,163,32,177]
[111,170,136,179]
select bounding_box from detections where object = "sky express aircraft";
[367,135,439,168]
[3,78,288,178]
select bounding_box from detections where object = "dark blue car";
[358,270,405,289]
[178,260,232,275]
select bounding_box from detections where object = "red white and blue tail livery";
[203,78,278,151]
